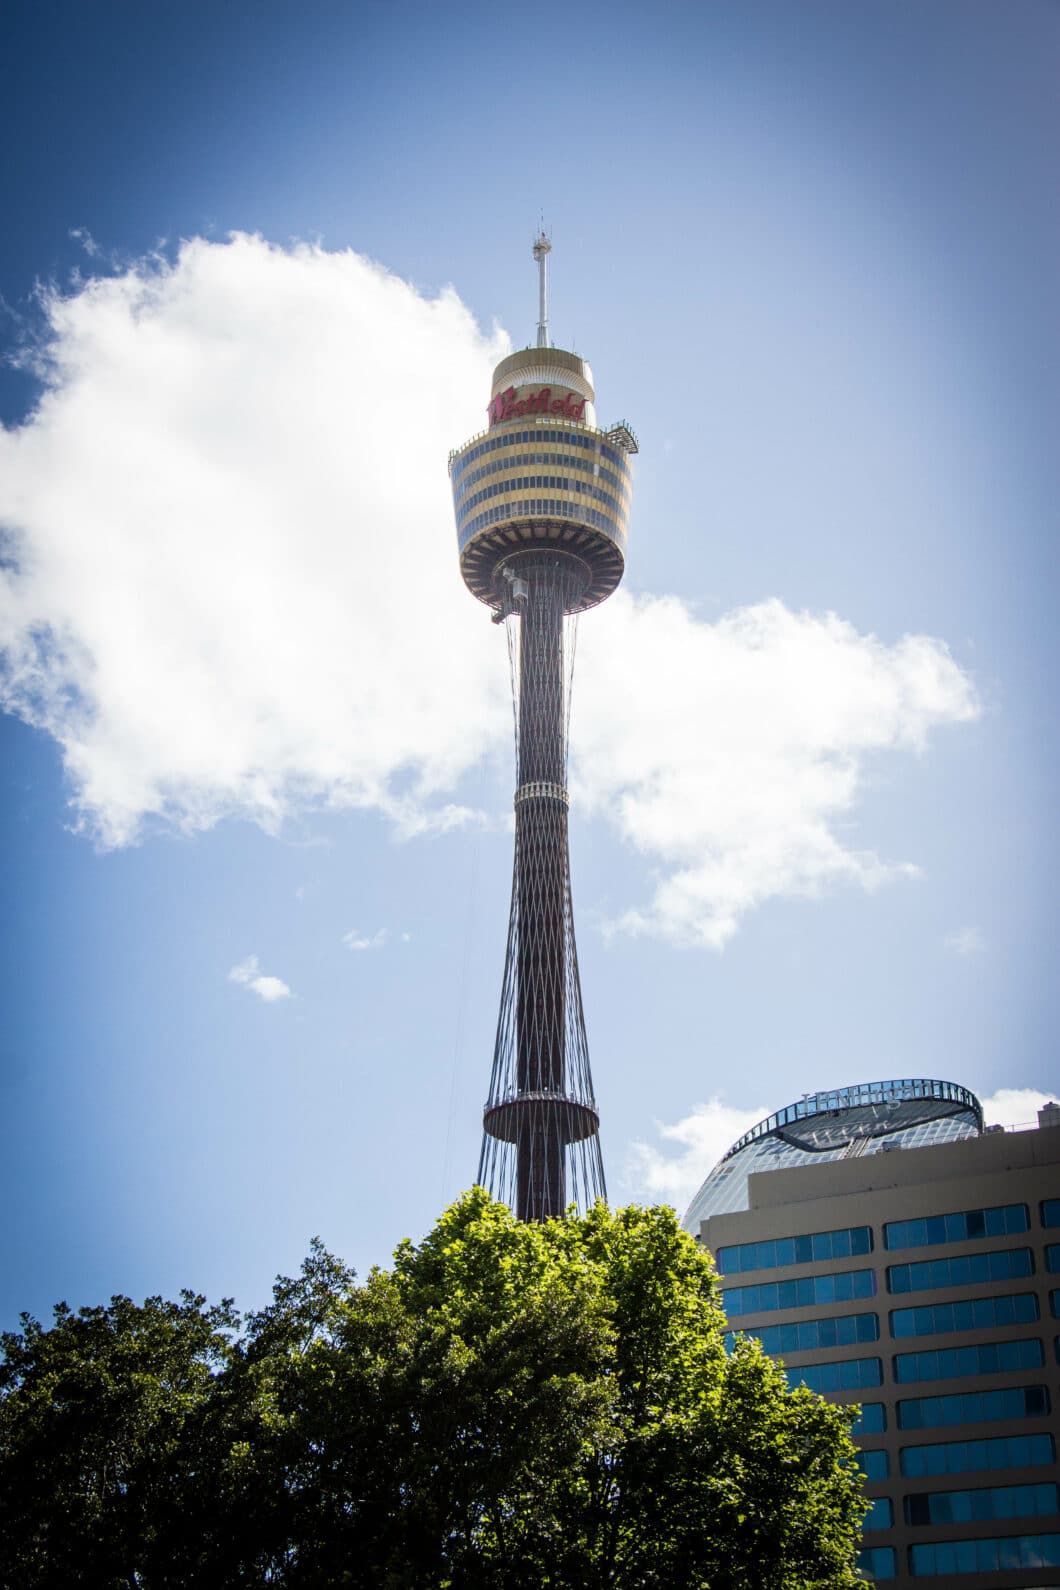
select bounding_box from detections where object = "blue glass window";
[887,1247,1033,1293]
[857,1449,890,1480]
[891,1292,1038,1338]
[735,1312,879,1355]
[715,1226,872,1275]
[884,1203,1028,1250]
[897,1385,1049,1430]
[784,1358,882,1394]
[1051,1289,1060,1318]
[1046,1243,1060,1272]
[851,1403,887,1434]
[901,1432,1055,1477]
[1041,1198,1060,1227]
[905,1482,1058,1526]
[722,1268,876,1315]
[893,1337,1044,1382]
[857,1545,896,1580]
[909,1533,1060,1575]
[863,1496,894,1531]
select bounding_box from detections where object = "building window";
[884,1204,1029,1251]
[715,1226,872,1275]
[851,1403,887,1434]
[857,1545,896,1580]
[891,1293,1039,1338]
[893,1338,1044,1382]
[722,1268,876,1315]
[900,1432,1056,1477]
[864,1496,894,1530]
[1051,1290,1060,1318]
[905,1482,1058,1526]
[732,1312,879,1355]
[897,1385,1050,1430]
[857,1449,890,1480]
[887,1247,1034,1293]
[908,1533,1060,1575]
[784,1357,882,1394]
[1041,1199,1060,1227]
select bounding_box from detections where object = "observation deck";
[449,344,636,613]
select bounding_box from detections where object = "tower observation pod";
[448,235,638,1220]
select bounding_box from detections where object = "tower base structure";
[476,552,606,1221]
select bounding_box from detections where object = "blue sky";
[1,0,1057,1328]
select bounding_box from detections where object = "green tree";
[0,1197,867,1587]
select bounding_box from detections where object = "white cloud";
[343,927,389,951]
[228,953,291,1002]
[945,926,986,956]
[980,1087,1057,1131]
[625,1095,771,1213]
[0,234,979,947]
[573,595,977,947]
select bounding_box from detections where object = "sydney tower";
[449,236,637,1220]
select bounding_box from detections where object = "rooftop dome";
[683,1078,983,1232]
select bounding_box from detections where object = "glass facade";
[1045,1243,1060,1272]
[733,1312,878,1355]
[909,1533,1060,1576]
[887,1247,1034,1293]
[905,1482,1058,1526]
[721,1268,875,1314]
[884,1203,1029,1251]
[1051,1289,1060,1318]
[714,1227,871,1275]
[893,1338,1045,1383]
[784,1357,882,1393]
[900,1433,1056,1477]
[897,1385,1050,1430]
[1041,1198,1060,1227]
[891,1292,1038,1338]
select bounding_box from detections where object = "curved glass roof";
[683,1078,983,1232]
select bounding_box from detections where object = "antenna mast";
[532,228,551,348]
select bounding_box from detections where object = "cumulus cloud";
[625,1095,771,1213]
[228,953,291,1002]
[0,234,978,946]
[945,926,986,956]
[574,595,977,947]
[980,1087,1057,1130]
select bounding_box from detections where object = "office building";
[685,1079,1060,1585]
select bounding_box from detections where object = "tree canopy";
[0,1194,867,1587]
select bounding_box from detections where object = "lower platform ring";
[483,1093,601,1146]
[459,520,625,612]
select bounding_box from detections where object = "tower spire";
[532,228,551,349]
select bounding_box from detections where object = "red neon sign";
[487,386,587,427]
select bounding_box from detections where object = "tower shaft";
[515,562,571,1218]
